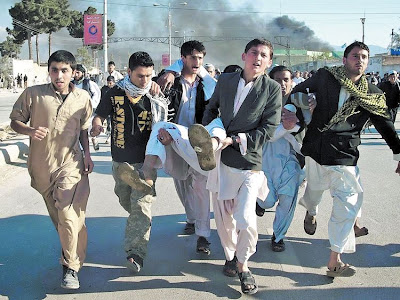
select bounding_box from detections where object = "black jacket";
[292,68,400,166]
[167,76,206,124]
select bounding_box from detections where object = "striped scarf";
[322,66,389,131]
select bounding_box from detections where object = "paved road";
[0,90,21,126]
[0,121,399,300]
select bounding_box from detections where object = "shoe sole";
[304,212,317,235]
[61,283,80,289]
[326,266,356,278]
[188,124,216,171]
[117,163,153,194]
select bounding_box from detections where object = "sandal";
[196,236,211,255]
[326,263,356,278]
[183,222,195,235]
[238,271,258,295]
[304,211,317,235]
[222,256,238,277]
[126,254,143,273]
[354,226,369,238]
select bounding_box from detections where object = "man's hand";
[157,128,173,145]
[395,161,400,175]
[149,81,161,96]
[220,137,234,150]
[282,109,298,130]
[30,126,48,141]
[308,93,317,113]
[157,72,175,92]
[83,155,94,174]
[90,124,103,137]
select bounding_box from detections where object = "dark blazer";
[202,71,282,171]
[292,68,400,166]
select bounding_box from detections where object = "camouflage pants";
[112,161,156,260]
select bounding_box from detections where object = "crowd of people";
[8,39,400,294]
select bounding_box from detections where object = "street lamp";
[153,2,187,65]
[360,17,366,43]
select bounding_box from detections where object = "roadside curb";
[0,136,29,167]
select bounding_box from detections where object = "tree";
[0,36,22,58]
[7,0,41,60]
[75,46,93,67]
[67,6,116,50]
[38,0,72,57]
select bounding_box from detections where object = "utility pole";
[360,17,366,43]
[104,0,108,78]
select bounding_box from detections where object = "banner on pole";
[84,14,103,45]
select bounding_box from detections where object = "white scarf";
[116,75,169,125]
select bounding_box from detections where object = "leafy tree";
[67,6,116,50]
[75,46,93,67]
[38,0,72,57]
[7,0,41,60]
[0,36,22,58]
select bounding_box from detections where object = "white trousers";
[299,157,363,253]
[212,163,265,264]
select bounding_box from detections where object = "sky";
[0,0,399,68]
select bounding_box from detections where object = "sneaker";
[116,162,153,194]
[196,236,211,255]
[61,265,80,289]
[183,222,195,235]
[271,234,285,252]
[188,124,216,171]
[92,137,99,151]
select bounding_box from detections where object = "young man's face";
[48,61,74,94]
[108,64,115,73]
[389,74,398,85]
[343,46,369,78]
[182,50,204,75]
[242,44,272,77]
[107,80,115,88]
[128,66,153,89]
[74,70,84,81]
[272,70,292,97]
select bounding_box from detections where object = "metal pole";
[168,3,172,65]
[104,0,108,78]
[360,18,365,43]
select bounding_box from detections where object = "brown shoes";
[116,162,153,194]
[188,124,216,171]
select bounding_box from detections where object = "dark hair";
[181,40,206,57]
[106,75,115,82]
[268,65,292,79]
[244,38,274,59]
[76,64,86,74]
[47,50,76,71]
[128,51,154,70]
[223,64,243,73]
[108,61,115,66]
[344,41,369,58]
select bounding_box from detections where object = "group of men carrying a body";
[10,38,400,295]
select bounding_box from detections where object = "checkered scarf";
[322,66,390,131]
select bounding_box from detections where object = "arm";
[10,120,48,141]
[79,129,94,174]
